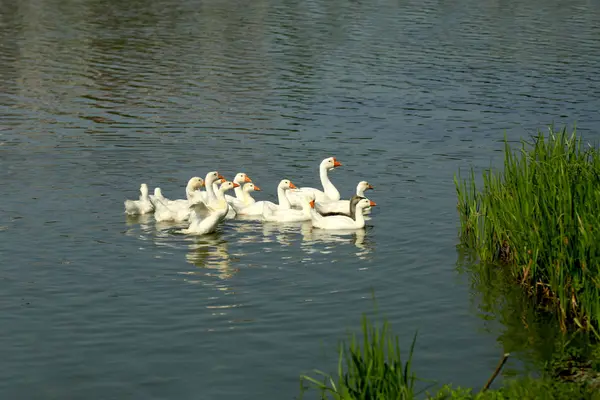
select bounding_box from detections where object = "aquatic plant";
[454,126,600,333]
[299,314,423,399]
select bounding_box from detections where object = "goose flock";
[124,157,377,235]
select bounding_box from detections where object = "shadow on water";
[456,247,600,383]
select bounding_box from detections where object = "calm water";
[2,0,600,398]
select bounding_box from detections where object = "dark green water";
[1,0,600,398]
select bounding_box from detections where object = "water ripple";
[1,0,600,398]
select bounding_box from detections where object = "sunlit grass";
[455,126,600,333]
[299,315,424,400]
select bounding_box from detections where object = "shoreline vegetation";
[455,126,600,334]
[298,313,599,399]
[300,126,600,398]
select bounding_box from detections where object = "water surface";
[2,0,600,398]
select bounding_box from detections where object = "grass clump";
[299,315,424,400]
[454,126,600,333]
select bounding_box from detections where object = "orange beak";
[289,182,297,189]
[367,184,374,190]
[218,174,226,180]
[233,183,240,188]
[333,158,342,167]
[309,199,315,208]
[220,178,226,183]
[369,200,377,207]
[254,185,262,191]
[244,176,252,183]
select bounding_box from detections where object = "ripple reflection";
[300,224,374,260]
[184,234,236,281]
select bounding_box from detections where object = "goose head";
[358,181,374,191]
[186,176,205,191]
[278,179,298,190]
[234,173,252,185]
[205,171,226,186]
[356,198,376,211]
[243,183,261,193]
[356,181,374,196]
[140,183,149,196]
[321,157,342,170]
[219,181,239,194]
[154,187,163,197]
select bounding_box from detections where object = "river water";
[1,0,600,398]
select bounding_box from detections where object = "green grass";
[430,377,599,400]
[454,126,600,333]
[299,315,424,400]
[299,313,600,399]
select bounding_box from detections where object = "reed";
[299,315,423,399]
[454,126,600,332]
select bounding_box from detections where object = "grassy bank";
[457,246,600,388]
[454,127,600,333]
[298,314,599,399]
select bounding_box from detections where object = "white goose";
[309,197,376,230]
[211,178,226,199]
[151,177,204,207]
[124,183,155,215]
[149,187,166,204]
[234,183,261,207]
[263,192,315,223]
[318,195,364,219]
[209,177,239,220]
[234,179,296,216]
[225,173,254,210]
[206,178,234,220]
[315,181,374,215]
[286,157,342,208]
[202,171,227,204]
[193,171,226,204]
[180,181,238,235]
[153,175,214,222]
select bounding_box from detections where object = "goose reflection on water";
[148,220,239,283]
[123,213,156,243]
[300,223,374,260]
[184,233,237,281]
[229,219,266,244]
[229,219,303,246]
[129,211,375,267]
[125,213,153,227]
[260,220,307,246]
